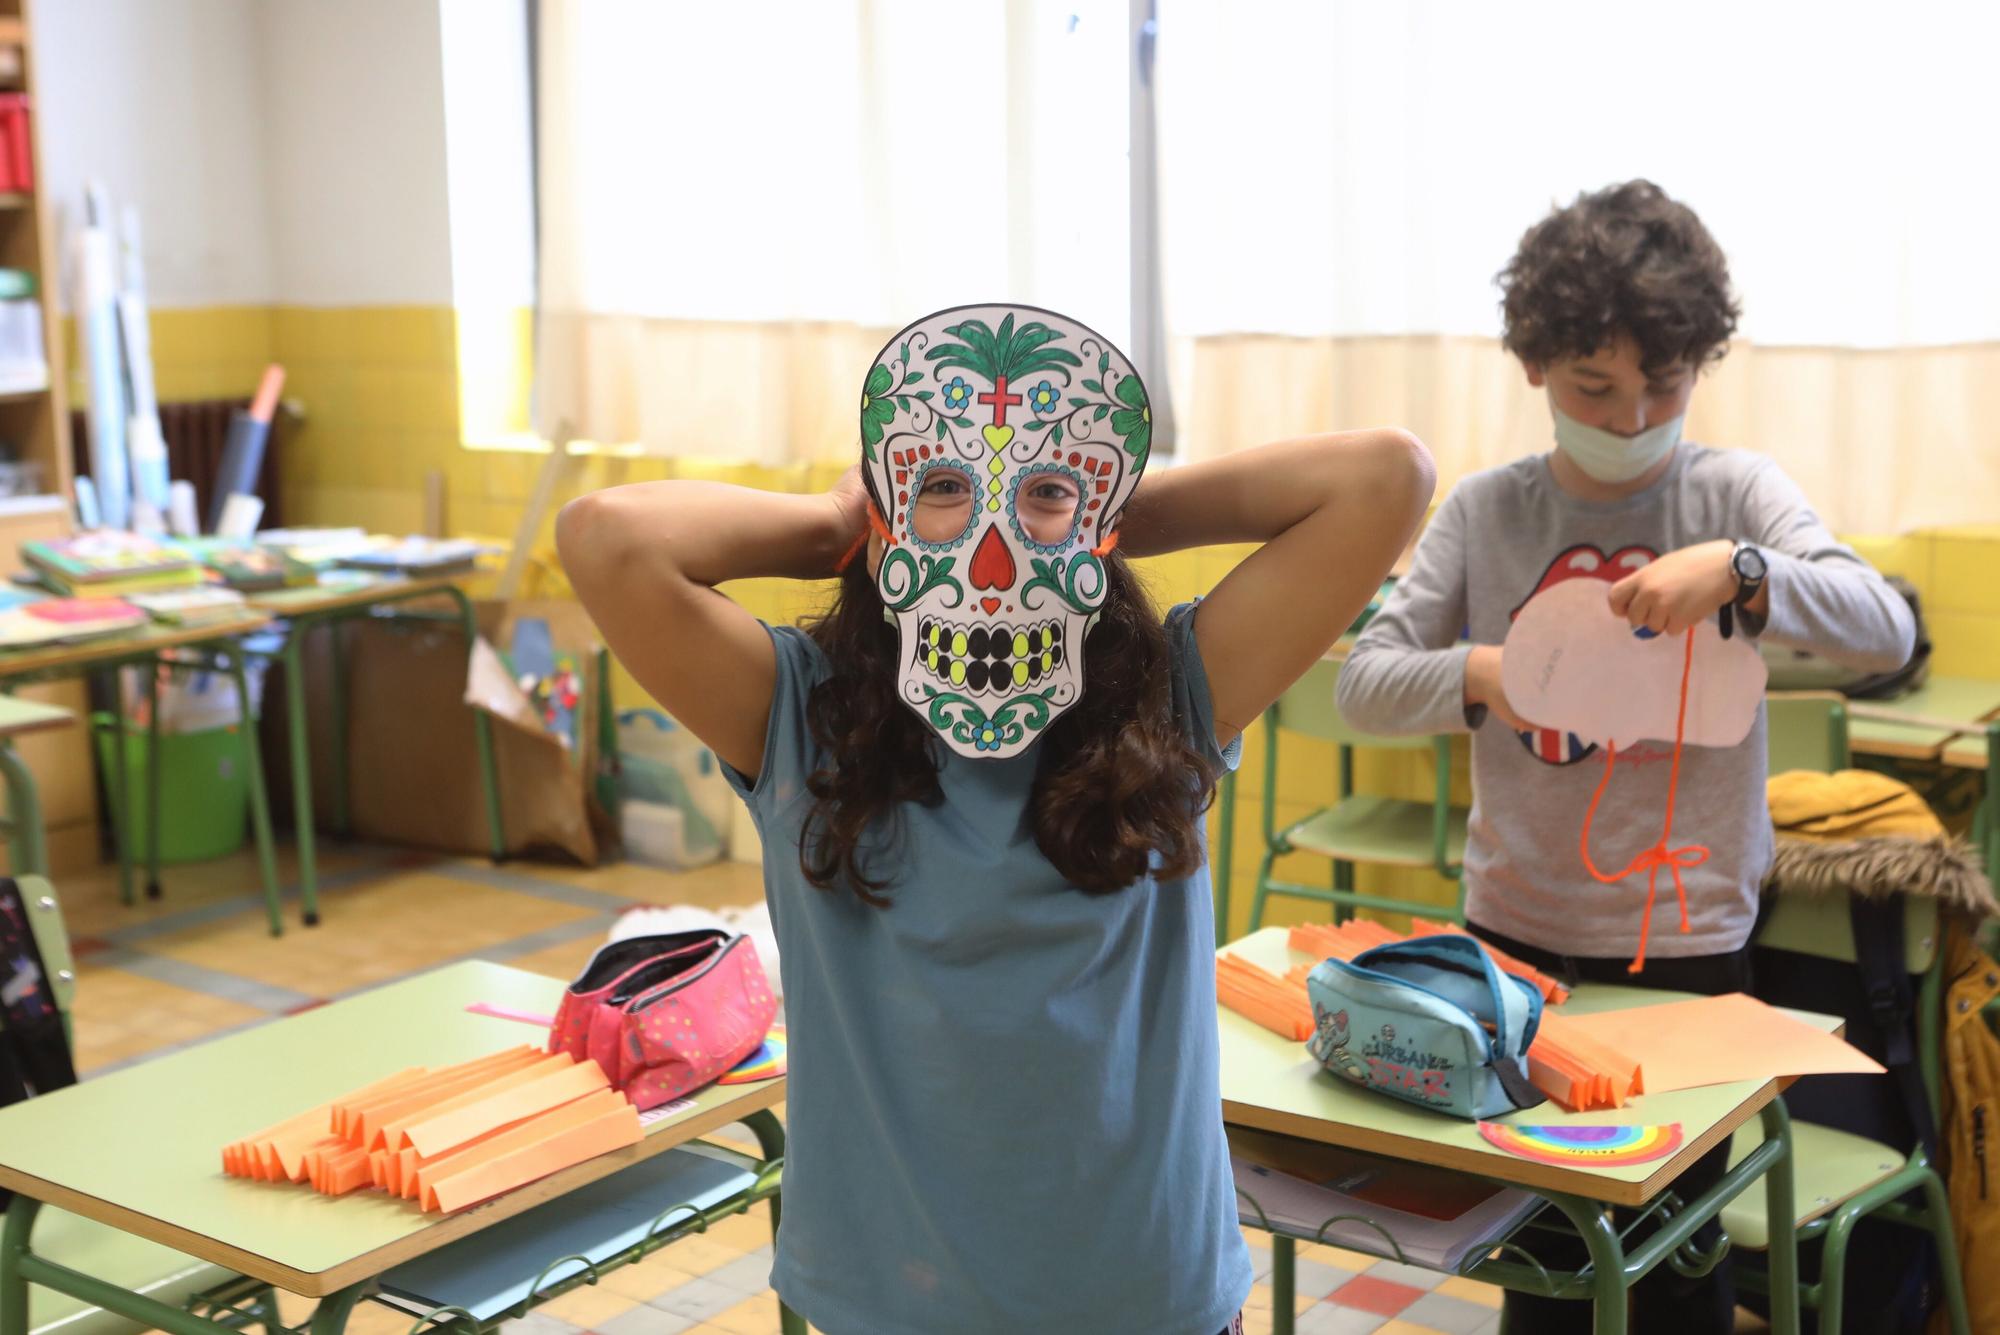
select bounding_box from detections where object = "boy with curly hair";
[1337,180,1915,1332]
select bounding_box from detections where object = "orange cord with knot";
[1578,627,1711,974]
[833,500,898,575]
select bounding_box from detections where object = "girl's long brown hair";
[799,552,1216,902]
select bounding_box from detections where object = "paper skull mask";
[858,304,1153,760]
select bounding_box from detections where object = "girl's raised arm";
[556,471,868,781]
[1119,430,1435,747]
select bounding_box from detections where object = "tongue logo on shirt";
[1507,543,1658,766]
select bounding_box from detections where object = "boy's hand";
[1464,644,1535,731]
[1607,539,1736,636]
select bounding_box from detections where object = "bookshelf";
[0,0,98,878]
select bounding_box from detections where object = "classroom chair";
[1766,691,1852,775]
[1720,889,1970,1335]
[0,876,284,1335]
[1239,659,1469,934]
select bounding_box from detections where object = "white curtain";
[534,0,2000,530]
[1153,0,2000,532]
[535,0,1132,463]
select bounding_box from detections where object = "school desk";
[0,612,285,932]
[0,693,73,877]
[1846,676,2000,763]
[1219,926,1830,1335]
[244,576,505,927]
[0,960,802,1335]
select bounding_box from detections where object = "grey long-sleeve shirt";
[1337,444,1915,960]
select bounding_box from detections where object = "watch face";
[1734,545,1768,582]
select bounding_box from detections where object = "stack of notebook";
[0,595,148,650]
[21,533,202,598]
[336,536,485,576]
[175,539,311,592]
[127,587,249,626]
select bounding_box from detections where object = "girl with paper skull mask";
[560,303,1432,1335]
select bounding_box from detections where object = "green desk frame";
[1245,1099,1795,1335]
[1,1113,799,1335]
[0,963,804,1335]
[246,582,505,927]
[0,695,75,878]
[0,629,285,934]
[1220,929,1810,1335]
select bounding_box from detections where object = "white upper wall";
[36,0,277,307]
[256,0,455,306]
[35,0,459,310]
[439,0,534,309]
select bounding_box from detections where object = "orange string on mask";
[1578,627,1711,974]
[833,501,898,575]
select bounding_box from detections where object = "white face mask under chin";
[1549,398,1683,485]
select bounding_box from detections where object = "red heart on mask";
[980,597,1001,614]
[969,523,1016,592]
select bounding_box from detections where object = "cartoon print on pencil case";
[1507,542,1658,766]
[1310,1002,1368,1082]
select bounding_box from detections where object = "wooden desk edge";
[0,616,278,679]
[0,1081,784,1299]
[1224,1075,1778,1209]
[0,709,72,739]
[245,577,465,617]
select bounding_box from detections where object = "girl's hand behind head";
[829,465,872,542]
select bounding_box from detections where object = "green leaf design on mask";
[920,686,1058,752]
[878,550,963,612]
[860,363,897,458]
[1020,551,1106,617]
[1109,372,1150,468]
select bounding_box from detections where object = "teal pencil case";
[1305,934,1547,1119]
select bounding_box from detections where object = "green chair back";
[1755,883,1943,1114]
[1271,659,1434,752]
[1757,887,1938,977]
[1767,691,1851,775]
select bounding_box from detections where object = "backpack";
[0,877,78,1211]
[1749,892,1939,1332]
[1933,923,2000,1334]
[1761,574,1931,700]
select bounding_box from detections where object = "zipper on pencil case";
[627,937,746,1013]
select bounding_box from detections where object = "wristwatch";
[1719,542,1768,639]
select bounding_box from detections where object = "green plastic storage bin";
[94,723,250,865]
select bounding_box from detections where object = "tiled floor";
[50,841,1517,1333]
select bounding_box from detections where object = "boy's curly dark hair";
[1497,180,1741,376]
[797,552,1215,904]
